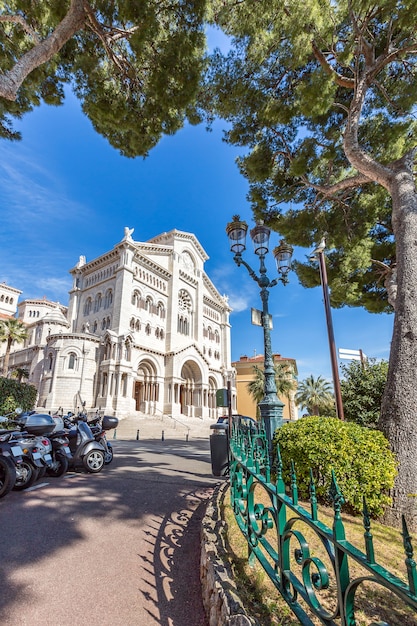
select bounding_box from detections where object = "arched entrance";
[134,359,159,414]
[208,376,219,419]
[180,360,203,418]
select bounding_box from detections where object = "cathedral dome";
[43,306,69,327]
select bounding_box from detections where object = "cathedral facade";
[2,228,234,419]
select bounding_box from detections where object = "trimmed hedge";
[273,416,397,517]
[0,377,37,415]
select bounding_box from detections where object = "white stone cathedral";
[1,228,234,419]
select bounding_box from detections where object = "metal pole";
[256,254,284,450]
[317,250,345,421]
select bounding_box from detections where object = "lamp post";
[226,215,293,450]
[310,238,345,421]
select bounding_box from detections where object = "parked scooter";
[43,415,72,477]
[0,409,53,490]
[62,412,106,473]
[0,413,21,496]
[88,413,118,465]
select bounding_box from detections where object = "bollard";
[186,433,189,442]
[136,429,139,441]
[113,429,117,440]
[162,430,165,441]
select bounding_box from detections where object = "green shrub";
[272,416,397,517]
[0,377,37,415]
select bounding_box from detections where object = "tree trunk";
[0,0,86,101]
[3,338,12,378]
[379,157,417,528]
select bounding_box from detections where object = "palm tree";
[0,319,28,377]
[295,375,335,416]
[247,363,297,416]
[11,367,30,383]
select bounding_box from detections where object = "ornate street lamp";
[310,238,345,421]
[226,215,293,451]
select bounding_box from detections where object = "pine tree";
[205,0,417,527]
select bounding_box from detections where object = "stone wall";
[200,481,258,626]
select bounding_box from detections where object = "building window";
[84,297,92,316]
[104,289,113,308]
[68,352,77,370]
[94,293,102,312]
[177,290,192,336]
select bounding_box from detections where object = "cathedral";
[0,228,234,419]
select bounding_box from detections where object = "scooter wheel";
[0,455,16,497]
[13,458,39,491]
[46,454,69,477]
[82,450,105,473]
[104,444,114,465]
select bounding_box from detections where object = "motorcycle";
[88,413,118,465]
[62,412,106,473]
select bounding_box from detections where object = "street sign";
[339,348,367,362]
[251,308,273,329]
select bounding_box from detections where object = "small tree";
[247,363,296,416]
[341,359,388,428]
[0,319,28,376]
[295,375,335,416]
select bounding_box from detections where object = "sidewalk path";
[111,413,216,442]
[0,416,222,626]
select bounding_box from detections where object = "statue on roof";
[123,227,134,241]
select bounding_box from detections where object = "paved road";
[0,436,221,626]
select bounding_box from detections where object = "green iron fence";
[229,421,417,625]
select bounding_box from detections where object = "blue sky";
[0,56,393,385]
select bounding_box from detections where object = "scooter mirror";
[15,407,23,415]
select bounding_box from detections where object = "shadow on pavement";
[0,439,223,625]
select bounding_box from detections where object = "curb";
[200,481,258,626]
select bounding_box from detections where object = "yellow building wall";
[232,355,298,421]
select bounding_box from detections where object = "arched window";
[68,352,77,370]
[145,296,153,312]
[132,290,140,306]
[48,353,53,370]
[84,297,92,316]
[94,293,102,313]
[177,290,192,336]
[104,289,113,308]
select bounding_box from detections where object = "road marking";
[25,482,49,491]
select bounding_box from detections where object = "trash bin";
[210,422,229,476]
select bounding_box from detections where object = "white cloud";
[0,143,90,236]
[228,292,252,313]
